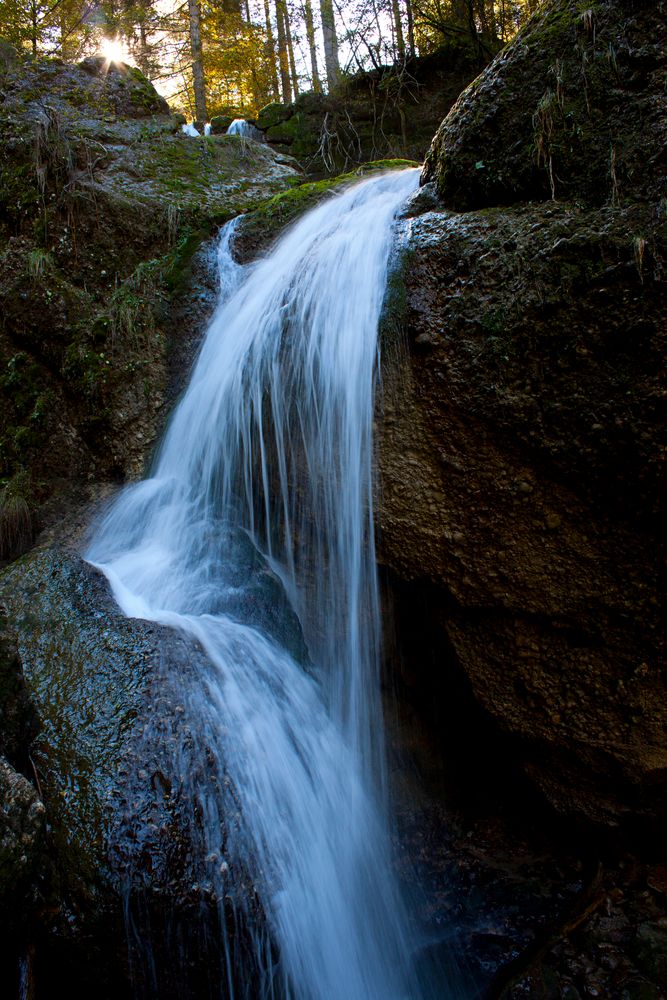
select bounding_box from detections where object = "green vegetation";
[26,248,52,279]
[239,159,419,248]
[0,470,34,560]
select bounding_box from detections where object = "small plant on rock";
[0,471,34,561]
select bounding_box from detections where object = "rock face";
[0,53,299,559]
[0,611,44,938]
[423,0,667,209]
[0,549,213,994]
[379,0,667,825]
[0,757,44,913]
[0,544,307,996]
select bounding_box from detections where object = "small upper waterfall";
[87,168,438,999]
[227,118,264,140]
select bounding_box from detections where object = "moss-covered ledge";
[233,159,419,262]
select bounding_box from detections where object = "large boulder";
[77,58,170,117]
[0,608,39,765]
[0,542,307,995]
[380,0,667,825]
[0,757,44,916]
[423,0,667,209]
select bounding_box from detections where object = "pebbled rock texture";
[379,0,667,827]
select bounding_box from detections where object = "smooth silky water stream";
[88,168,454,999]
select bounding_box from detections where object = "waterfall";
[87,168,434,999]
[181,122,201,137]
[227,118,264,141]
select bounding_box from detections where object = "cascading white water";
[87,168,432,999]
[227,118,264,141]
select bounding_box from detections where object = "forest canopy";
[0,0,542,118]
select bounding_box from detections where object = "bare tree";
[275,0,292,102]
[284,1,300,97]
[302,0,322,92]
[320,0,340,90]
[187,0,207,122]
[263,0,281,98]
[391,0,406,58]
[404,0,416,57]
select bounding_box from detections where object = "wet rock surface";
[0,756,44,915]
[0,547,216,982]
[380,0,667,831]
[0,543,306,996]
[378,0,667,994]
[386,607,667,999]
[379,198,666,825]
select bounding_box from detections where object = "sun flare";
[100,37,131,65]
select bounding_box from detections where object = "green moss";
[0,160,40,226]
[257,102,290,131]
[62,341,110,399]
[379,260,409,345]
[240,159,419,247]
[26,248,52,279]
[0,352,53,476]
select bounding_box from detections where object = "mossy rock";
[210,114,233,134]
[0,756,45,912]
[257,101,290,131]
[292,91,328,116]
[234,159,419,261]
[0,540,308,884]
[0,607,38,764]
[423,0,667,208]
[0,39,18,70]
[0,550,166,882]
[0,53,300,495]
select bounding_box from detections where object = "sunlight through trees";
[0,0,543,117]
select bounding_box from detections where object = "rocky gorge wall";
[0,49,300,559]
[1,4,666,995]
[379,0,666,826]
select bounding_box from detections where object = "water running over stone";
[87,169,432,999]
[227,118,264,140]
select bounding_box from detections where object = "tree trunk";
[485,0,497,40]
[404,0,416,58]
[391,0,406,60]
[275,0,292,104]
[319,0,339,91]
[31,0,38,56]
[303,0,322,92]
[452,0,468,25]
[477,0,487,35]
[263,0,281,98]
[283,3,300,98]
[136,0,152,77]
[187,0,207,124]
